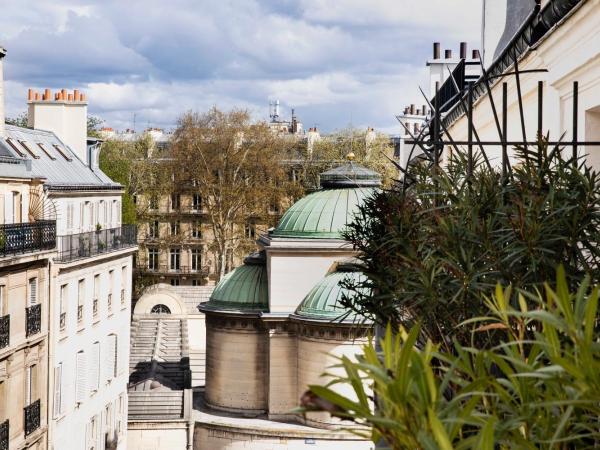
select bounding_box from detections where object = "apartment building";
[11,87,138,450]
[0,130,55,449]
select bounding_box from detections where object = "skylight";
[5,138,26,157]
[37,142,56,160]
[19,140,40,159]
[52,144,72,161]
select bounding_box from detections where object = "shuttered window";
[76,351,87,403]
[89,342,100,393]
[28,278,38,306]
[105,334,117,380]
[53,364,63,417]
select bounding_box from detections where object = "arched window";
[150,304,171,314]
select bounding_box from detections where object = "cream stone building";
[195,161,379,449]
[442,0,600,171]
[0,144,55,450]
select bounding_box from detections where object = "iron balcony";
[56,225,137,263]
[135,263,209,276]
[0,315,8,349]
[26,304,41,337]
[0,220,56,257]
[0,419,7,450]
[23,400,40,436]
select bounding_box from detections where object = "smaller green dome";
[204,252,268,312]
[295,264,370,321]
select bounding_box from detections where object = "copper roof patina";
[271,159,381,239]
[203,251,268,312]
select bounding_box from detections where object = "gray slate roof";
[1,125,119,188]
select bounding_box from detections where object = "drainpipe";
[46,257,55,450]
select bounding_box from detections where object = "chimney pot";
[28,88,33,101]
[472,49,480,60]
[61,89,66,100]
[67,93,73,101]
[422,105,427,115]
[74,89,79,101]
[416,109,420,115]
[410,104,415,115]
[44,88,51,101]
[433,42,441,59]
[81,93,86,102]
[445,49,452,59]
[34,92,40,101]
[55,92,59,101]
[460,42,467,59]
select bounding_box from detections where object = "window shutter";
[105,335,116,381]
[89,342,100,393]
[76,351,87,403]
[25,365,32,405]
[53,365,62,417]
[29,278,37,306]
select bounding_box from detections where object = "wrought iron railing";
[0,419,8,450]
[0,220,56,258]
[120,289,125,305]
[107,293,112,310]
[93,299,98,316]
[56,225,137,263]
[0,315,8,349]
[77,305,83,322]
[59,312,66,331]
[26,304,41,337]
[135,264,209,275]
[24,399,40,436]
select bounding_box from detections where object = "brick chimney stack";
[27,88,88,163]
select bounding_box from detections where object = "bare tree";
[170,108,296,279]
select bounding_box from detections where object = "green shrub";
[341,141,600,348]
[302,267,600,449]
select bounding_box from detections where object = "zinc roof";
[2,125,119,189]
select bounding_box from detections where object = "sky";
[0,0,482,134]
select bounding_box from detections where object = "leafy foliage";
[302,268,600,449]
[5,111,29,128]
[341,141,600,348]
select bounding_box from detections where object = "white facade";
[48,192,133,450]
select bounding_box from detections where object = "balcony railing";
[77,305,83,322]
[24,400,40,436]
[56,225,137,263]
[59,312,66,331]
[0,419,8,450]
[120,289,125,305]
[135,264,209,276]
[0,220,56,258]
[0,315,9,349]
[93,299,98,316]
[26,304,41,337]
[108,293,112,310]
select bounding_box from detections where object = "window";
[171,193,180,210]
[106,334,117,380]
[191,248,201,271]
[117,394,125,437]
[28,278,38,306]
[19,140,39,159]
[191,221,201,239]
[53,363,63,418]
[0,284,5,317]
[170,248,180,270]
[25,364,38,405]
[245,222,256,239]
[87,415,99,450]
[149,220,159,238]
[121,267,127,305]
[170,221,179,235]
[60,284,68,331]
[108,270,114,310]
[76,351,87,403]
[150,304,171,314]
[53,143,72,161]
[90,342,100,393]
[67,203,74,231]
[149,195,158,211]
[192,279,200,287]
[192,193,201,210]
[37,142,56,160]
[5,138,26,157]
[148,248,159,271]
[93,275,100,316]
[170,278,180,286]
[105,403,113,443]
[78,279,85,322]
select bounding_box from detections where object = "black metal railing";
[0,315,8,349]
[24,400,40,436]
[26,304,41,337]
[0,220,56,257]
[135,264,209,275]
[0,419,8,450]
[56,225,137,263]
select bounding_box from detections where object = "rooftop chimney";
[445,49,452,59]
[472,49,480,60]
[460,42,467,59]
[433,42,441,59]
[0,47,6,137]
[27,88,89,163]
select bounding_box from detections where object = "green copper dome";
[295,263,371,321]
[272,161,381,239]
[204,252,268,312]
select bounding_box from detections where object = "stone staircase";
[189,349,206,387]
